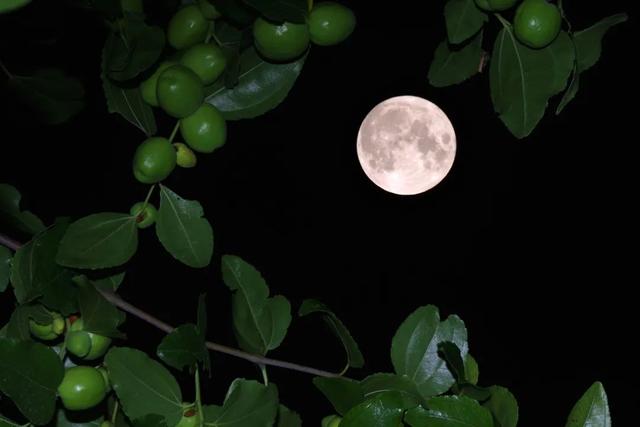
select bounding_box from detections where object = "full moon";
[356,96,456,195]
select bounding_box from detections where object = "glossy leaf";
[105,347,183,427]
[483,386,518,427]
[299,299,364,369]
[0,0,31,14]
[56,213,138,270]
[340,392,404,427]
[490,23,574,138]
[361,373,424,409]
[156,185,213,268]
[157,323,207,371]
[56,408,104,426]
[8,68,84,124]
[429,31,483,87]
[0,184,45,235]
[243,0,307,24]
[0,338,64,425]
[444,0,487,44]
[222,255,292,355]
[565,382,610,427]
[277,404,302,427]
[78,281,126,338]
[405,395,493,427]
[0,246,11,292]
[202,379,279,426]
[313,376,365,416]
[205,47,306,120]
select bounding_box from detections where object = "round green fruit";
[157,65,204,118]
[174,143,198,168]
[179,104,226,153]
[198,0,221,20]
[67,318,113,360]
[133,137,177,184]
[180,43,227,85]
[58,366,108,411]
[253,18,310,61]
[514,0,561,48]
[176,406,201,427]
[29,312,64,341]
[167,5,209,50]
[130,202,158,229]
[308,2,356,46]
[140,61,177,107]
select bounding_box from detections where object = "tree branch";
[0,233,341,378]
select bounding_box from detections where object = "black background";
[1,0,637,425]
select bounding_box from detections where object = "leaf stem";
[259,364,269,386]
[140,184,156,212]
[111,399,119,424]
[168,121,180,143]
[0,60,13,79]
[195,366,204,426]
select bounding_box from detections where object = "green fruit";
[67,318,113,360]
[66,331,92,357]
[140,61,177,107]
[168,5,209,50]
[58,366,108,411]
[322,415,342,427]
[157,65,204,118]
[130,202,158,229]
[487,0,519,11]
[253,18,310,61]
[514,0,561,48]
[176,406,201,427]
[29,312,64,341]
[180,43,227,85]
[133,137,177,184]
[198,0,221,20]
[474,0,492,10]
[174,143,198,168]
[179,104,226,153]
[308,2,356,46]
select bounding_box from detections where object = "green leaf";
[444,0,487,44]
[93,271,126,291]
[313,376,365,416]
[361,373,424,409]
[56,213,138,270]
[405,395,493,427]
[8,68,84,124]
[203,379,279,426]
[391,305,468,399]
[490,23,575,138]
[197,293,212,373]
[105,347,183,427]
[205,47,306,120]
[0,183,45,235]
[222,255,292,355]
[429,31,483,87]
[277,404,302,427]
[464,354,479,385]
[299,299,364,369]
[0,338,64,425]
[56,408,104,426]
[340,392,404,427]
[78,281,125,338]
[483,386,518,427]
[131,415,169,427]
[565,382,610,427]
[0,0,30,13]
[6,304,52,341]
[208,0,256,27]
[0,246,11,293]
[156,186,213,268]
[157,323,207,371]
[438,341,466,384]
[242,0,307,24]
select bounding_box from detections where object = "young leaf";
[483,386,519,427]
[243,0,307,24]
[222,255,292,355]
[299,299,364,369]
[490,22,574,138]
[464,353,479,385]
[8,68,84,124]
[78,281,126,338]
[0,338,64,425]
[0,183,45,235]
[157,323,207,371]
[405,395,493,427]
[56,213,138,270]
[313,376,365,416]
[444,0,488,45]
[390,305,468,399]
[156,185,214,268]
[202,379,279,425]
[0,0,31,14]
[360,373,425,409]
[429,31,483,88]
[565,382,610,427]
[277,404,302,427]
[205,47,306,120]
[0,246,11,293]
[340,392,404,427]
[105,347,183,427]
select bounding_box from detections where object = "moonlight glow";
[356,96,456,195]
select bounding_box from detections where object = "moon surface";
[356,96,456,195]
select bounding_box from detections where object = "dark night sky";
[1,0,637,425]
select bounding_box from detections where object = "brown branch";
[1,233,341,378]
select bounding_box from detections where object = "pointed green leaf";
[0,184,45,235]
[565,382,610,427]
[406,395,493,427]
[0,0,31,13]
[313,376,365,416]
[0,246,11,292]
[341,392,404,427]
[56,213,138,270]
[299,299,364,369]
[361,373,424,409]
[444,0,487,44]
[483,386,518,427]
[157,323,207,371]
[277,404,302,427]
[105,347,183,427]
[429,31,483,87]
[243,0,307,23]
[222,255,292,355]
[205,47,306,120]
[0,338,64,425]
[156,185,213,268]
[56,408,104,426]
[202,379,279,426]
[78,281,125,338]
